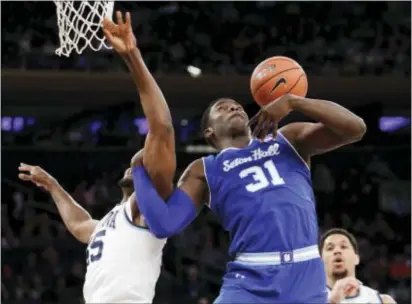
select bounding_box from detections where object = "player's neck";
[121,190,133,203]
[219,134,252,150]
[327,276,337,289]
[328,273,357,288]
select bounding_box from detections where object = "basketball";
[250,56,308,106]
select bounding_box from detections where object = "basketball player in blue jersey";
[131,93,366,303]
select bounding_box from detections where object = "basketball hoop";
[53,1,115,57]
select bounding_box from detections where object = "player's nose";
[333,249,342,255]
[229,104,242,113]
[229,105,237,112]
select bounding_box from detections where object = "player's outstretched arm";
[103,12,175,198]
[130,159,208,238]
[18,163,97,244]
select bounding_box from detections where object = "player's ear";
[203,127,213,141]
[354,253,360,266]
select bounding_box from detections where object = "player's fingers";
[252,112,269,139]
[347,278,359,287]
[116,11,124,25]
[102,18,109,28]
[102,29,114,41]
[272,122,278,139]
[103,18,116,30]
[344,282,359,294]
[18,163,33,172]
[255,119,270,140]
[262,120,273,140]
[247,110,262,130]
[256,112,270,139]
[247,114,259,129]
[125,12,131,27]
[18,173,32,181]
[252,123,260,138]
[249,113,262,137]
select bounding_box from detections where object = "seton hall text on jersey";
[223,142,280,172]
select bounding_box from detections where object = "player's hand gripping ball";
[250,56,308,106]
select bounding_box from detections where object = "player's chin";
[228,117,248,130]
[118,178,134,189]
[332,269,348,279]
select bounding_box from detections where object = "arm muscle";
[49,183,98,244]
[177,159,209,209]
[280,122,357,159]
[279,96,366,159]
[124,50,175,198]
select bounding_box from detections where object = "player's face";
[118,168,133,188]
[205,99,249,141]
[322,234,359,279]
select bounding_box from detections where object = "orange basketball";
[250,56,308,106]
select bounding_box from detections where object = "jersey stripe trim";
[376,292,383,304]
[235,244,319,265]
[202,157,212,208]
[277,131,311,171]
[123,206,150,231]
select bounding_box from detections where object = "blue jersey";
[203,133,319,257]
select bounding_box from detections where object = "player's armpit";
[280,121,363,159]
[177,158,209,210]
[381,294,397,304]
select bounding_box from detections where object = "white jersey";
[83,200,167,303]
[327,282,382,304]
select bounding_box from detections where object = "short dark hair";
[200,98,229,147]
[201,98,226,133]
[319,228,359,254]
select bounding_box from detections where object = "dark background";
[1,2,411,304]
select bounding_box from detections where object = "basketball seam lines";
[286,73,306,94]
[253,67,303,95]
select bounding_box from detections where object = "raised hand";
[249,94,295,140]
[18,163,58,192]
[328,276,360,304]
[102,11,137,55]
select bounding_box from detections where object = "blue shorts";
[214,248,327,304]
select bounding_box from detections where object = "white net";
[54,1,115,57]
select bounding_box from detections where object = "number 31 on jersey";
[239,159,285,192]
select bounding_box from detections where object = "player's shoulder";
[190,158,206,170]
[359,284,390,303]
[180,158,206,180]
[380,294,396,304]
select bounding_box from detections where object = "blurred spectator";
[1,2,410,75]
[0,3,410,303]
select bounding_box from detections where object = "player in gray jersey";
[320,228,396,304]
